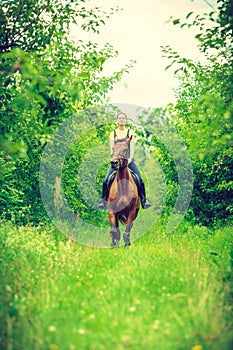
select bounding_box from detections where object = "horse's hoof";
[110,240,119,249]
[124,242,131,248]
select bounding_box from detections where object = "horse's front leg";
[123,207,139,247]
[123,221,133,247]
[109,212,120,248]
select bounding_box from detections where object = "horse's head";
[110,136,132,170]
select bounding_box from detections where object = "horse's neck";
[117,166,130,180]
[116,167,130,194]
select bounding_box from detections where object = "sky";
[71,0,217,109]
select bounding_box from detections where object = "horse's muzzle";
[111,160,120,170]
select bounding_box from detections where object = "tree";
[0,0,119,52]
[0,0,134,224]
[158,0,233,225]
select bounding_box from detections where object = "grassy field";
[0,220,232,350]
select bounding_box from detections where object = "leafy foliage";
[0,0,133,224]
[0,0,118,52]
[156,0,233,226]
[1,0,232,228]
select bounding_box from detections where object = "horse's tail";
[118,214,127,225]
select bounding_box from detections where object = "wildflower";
[128,306,136,313]
[48,325,56,332]
[191,345,203,350]
[151,320,160,330]
[163,329,170,336]
[122,335,131,343]
[6,285,12,294]
[49,344,58,350]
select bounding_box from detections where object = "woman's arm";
[129,130,135,163]
[110,130,114,156]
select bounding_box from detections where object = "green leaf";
[186,12,194,19]
[173,19,180,25]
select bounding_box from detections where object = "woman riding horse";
[98,112,152,210]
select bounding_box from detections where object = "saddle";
[106,169,140,195]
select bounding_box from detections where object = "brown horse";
[108,136,140,248]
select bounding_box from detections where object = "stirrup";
[142,200,152,209]
[98,199,106,209]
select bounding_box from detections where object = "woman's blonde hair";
[116,112,127,119]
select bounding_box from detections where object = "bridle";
[111,150,129,169]
[112,151,129,159]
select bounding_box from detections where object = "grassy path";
[0,221,232,350]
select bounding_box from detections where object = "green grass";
[0,220,232,350]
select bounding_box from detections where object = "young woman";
[98,112,152,209]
